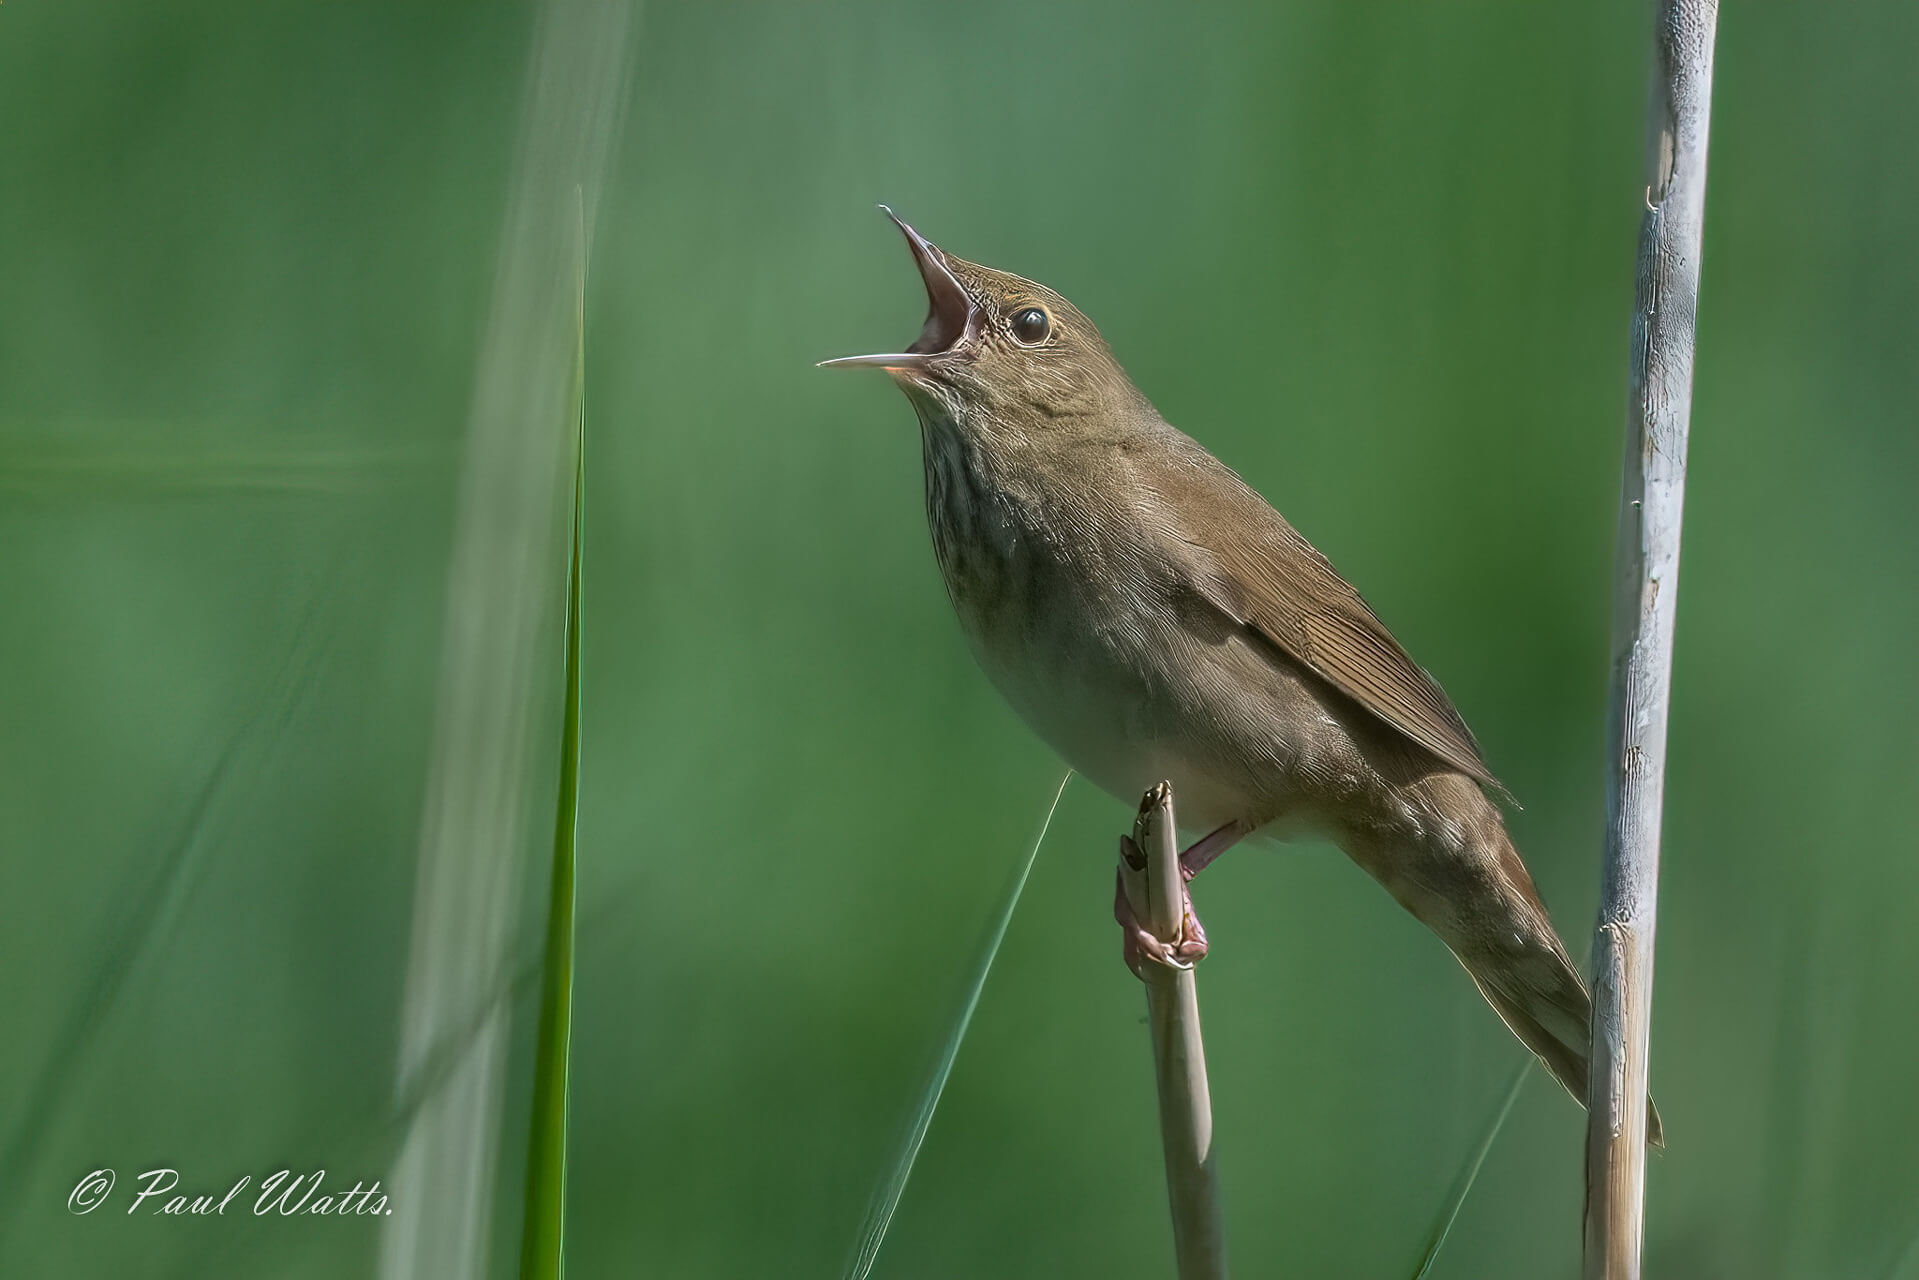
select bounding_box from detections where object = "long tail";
[1459,934,1665,1149]
[1353,798,1664,1147]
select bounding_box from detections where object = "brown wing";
[1137,438,1502,791]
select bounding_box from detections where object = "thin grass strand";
[1408,1061,1532,1279]
[842,770,1073,1280]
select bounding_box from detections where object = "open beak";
[818,206,976,372]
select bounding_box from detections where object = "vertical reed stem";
[1120,783,1227,1279]
[1585,5,1717,1276]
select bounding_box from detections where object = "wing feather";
[1135,437,1502,791]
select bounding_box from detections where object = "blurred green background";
[4,2,1917,1276]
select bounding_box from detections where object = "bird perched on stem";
[822,208,1660,1145]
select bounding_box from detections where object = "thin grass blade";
[842,770,1073,1280]
[1407,1061,1531,1278]
[518,224,589,1280]
[0,554,345,1234]
[378,7,631,1278]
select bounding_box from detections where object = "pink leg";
[1180,818,1254,879]
[1113,819,1252,977]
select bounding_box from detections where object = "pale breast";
[918,422,1307,835]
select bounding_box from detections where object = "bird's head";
[821,208,1139,433]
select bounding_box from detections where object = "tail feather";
[1464,949,1665,1149]
[1340,784,1665,1147]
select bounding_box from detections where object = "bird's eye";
[1010,307,1051,346]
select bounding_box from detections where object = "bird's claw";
[1114,841,1209,979]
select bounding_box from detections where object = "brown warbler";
[822,209,1659,1143]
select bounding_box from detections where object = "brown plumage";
[823,210,1661,1146]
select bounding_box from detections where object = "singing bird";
[823,209,1659,1143]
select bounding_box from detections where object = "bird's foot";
[1115,835,1209,977]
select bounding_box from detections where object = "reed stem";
[1119,783,1227,1280]
[1584,4,1718,1275]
